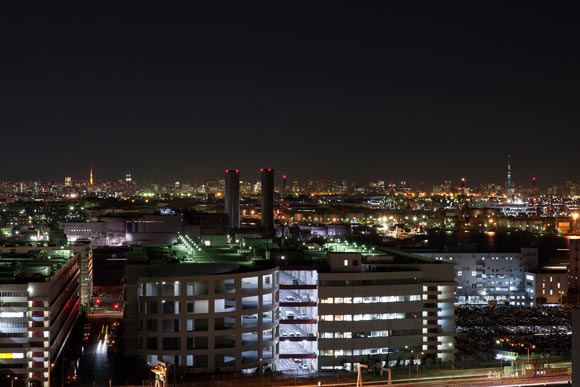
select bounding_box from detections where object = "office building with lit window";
[0,242,92,387]
[316,250,456,370]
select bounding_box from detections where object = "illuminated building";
[224,169,240,229]
[532,271,568,305]
[0,242,92,387]
[64,214,183,246]
[260,168,274,230]
[123,256,279,374]
[316,250,456,370]
[121,239,456,374]
[410,247,538,306]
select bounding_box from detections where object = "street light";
[7,375,18,387]
[408,350,414,379]
[526,345,535,364]
[496,338,508,375]
[416,352,424,381]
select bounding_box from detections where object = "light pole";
[408,350,413,379]
[496,340,501,376]
[416,352,424,381]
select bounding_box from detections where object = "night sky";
[1,4,579,188]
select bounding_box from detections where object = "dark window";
[146,337,157,350]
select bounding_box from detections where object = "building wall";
[225,170,240,229]
[63,222,106,244]
[414,249,537,306]
[534,272,568,304]
[123,264,279,374]
[317,255,455,370]
[0,250,80,387]
[569,239,580,291]
[125,214,184,244]
[74,241,93,308]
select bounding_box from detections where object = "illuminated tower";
[89,168,94,186]
[260,168,275,229]
[507,154,515,197]
[224,169,240,229]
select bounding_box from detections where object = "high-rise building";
[224,169,240,229]
[260,168,275,229]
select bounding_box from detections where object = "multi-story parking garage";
[123,256,279,374]
[122,240,456,375]
[0,242,93,387]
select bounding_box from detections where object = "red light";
[225,169,229,173]
[532,177,536,181]
[235,169,239,173]
[268,168,272,172]
[114,303,119,310]
[96,299,101,305]
[260,168,264,172]
[283,175,286,179]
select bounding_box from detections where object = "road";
[77,318,117,387]
[346,374,572,387]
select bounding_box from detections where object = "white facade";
[123,263,279,374]
[121,242,456,375]
[317,253,455,371]
[0,245,83,387]
[413,248,538,305]
[64,214,183,246]
[63,221,123,246]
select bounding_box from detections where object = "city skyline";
[0,165,578,192]
[1,4,579,186]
